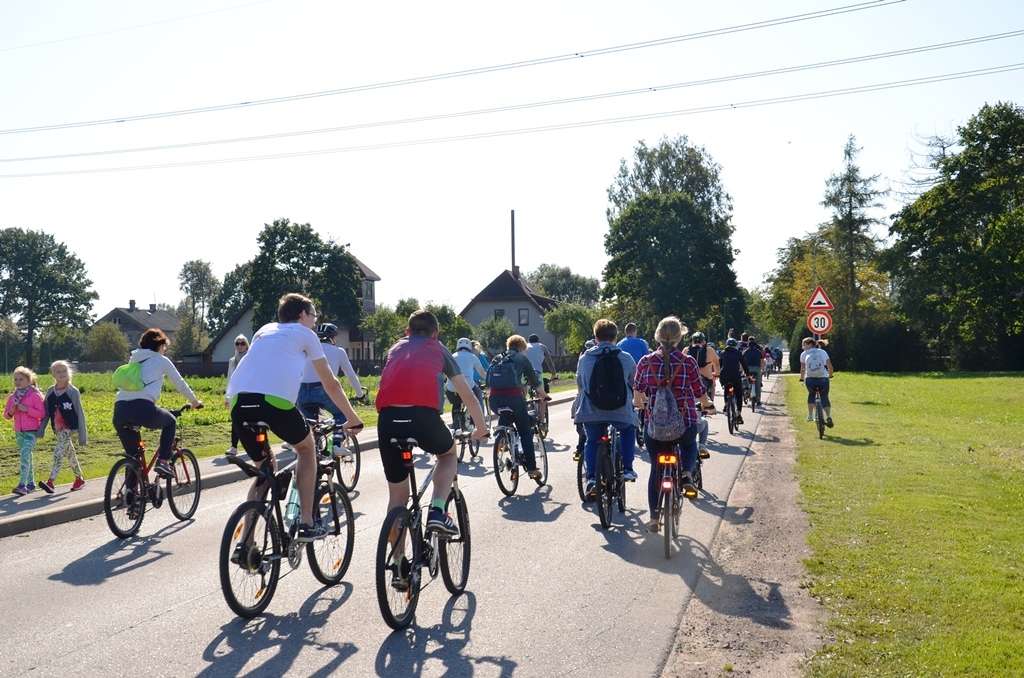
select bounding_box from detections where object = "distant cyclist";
[489,334,548,483]
[742,336,766,398]
[445,337,486,429]
[686,332,719,401]
[297,322,365,423]
[718,338,751,425]
[799,337,835,427]
[524,334,558,392]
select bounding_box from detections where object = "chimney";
[149,304,157,313]
[129,300,136,312]
[512,265,520,280]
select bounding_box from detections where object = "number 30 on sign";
[807,311,832,334]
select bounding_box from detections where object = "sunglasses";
[235,342,248,346]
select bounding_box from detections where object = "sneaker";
[826,417,834,428]
[737,416,744,425]
[623,469,638,482]
[230,543,246,566]
[680,473,698,498]
[585,477,596,499]
[225,447,238,456]
[426,507,459,535]
[295,520,329,543]
[12,484,28,496]
[528,468,543,485]
[25,483,36,493]
[155,459,174,479]
[646,518,660,534]
[390,557,412,592]
[40,478,55,494]
[806,414,814,422]
[71,477,85,491]
[698,446,710,460]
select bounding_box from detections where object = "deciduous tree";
[178,260,220,330]
[84,322,130,362]
[208,262,251,335]
[525,264,599,306]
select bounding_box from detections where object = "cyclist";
[377,311,488,534]
[572,339,596,461]
[616,322,650,364]
[445,338,487,430]
[686,332,719,402]
[227,293,364,543]
[742,335,766,401]
[799,337,835,426]
[488,334,549,483]
[112,328,203,479]
[718,338,751,425]
[633,316,714,534]
[574,319,638,496]
[297,322,365,424]
[524,334,558,393]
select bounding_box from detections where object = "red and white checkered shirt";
[633,348,706,427]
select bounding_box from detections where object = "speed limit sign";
[807,311,832,335]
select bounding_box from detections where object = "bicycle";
[527,387,550,439]
[450,398,481,463]
[812,385,826,439]
[595,426,628,529]
[749,374,761,410]
[219,422,355,618]
[103,403,203,539]
[308,416,361,492]
[492,400,548,496]
[723,384,741,435]
[575,422,607,502]
[375,437,471,630]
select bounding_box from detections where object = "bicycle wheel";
[614,439,626,513]
[726,396,736,436]
[533,430,548,486]
[816,400,825,439]
[375,506,420,630]
[307,482,355,586]
[540,406,550,439]
[104,457,145,539]
[220,500,281,618]
[493,431,518,496]
[167,449,201,521]
[662,483,674,559]
[576,452,588,502]
[439,487,471,594]
[693,459,704,491]
[596,443,613,529]
[335,435,361,493]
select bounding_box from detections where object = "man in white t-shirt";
[227,293,364,543]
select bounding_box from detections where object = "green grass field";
[787,372,1024,676]
[0,371,576,490]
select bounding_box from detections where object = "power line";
[4,29,1018,164]
[3,62,1018,179]
[0,0,904,135]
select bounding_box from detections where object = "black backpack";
[587,347,628,410]
[485,352,520,389]
[687,344,707,368]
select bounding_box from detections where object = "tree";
[476,316,514,354]
[208,262,251,336]
[168,315,207,360]
[543,303,600,354]
[0,316,25,370]
[395,298,421,319]
[0,228,97,367]
[178,260,220,330]
[38,326,86,364]
[84,322,130,362]
[525,264,600,306]
[882,102,1024,369]
[425,303,476,352]
[245,218,363,329]
[359,305,405,358]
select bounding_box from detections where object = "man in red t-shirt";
[377,310,487,534]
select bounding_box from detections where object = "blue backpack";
[485,353,519,389]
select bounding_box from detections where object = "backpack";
[586,347,628,410]
[485,352,520,389]
[687,344,707,368]
[645,352,686,441]
[111,357,152,391]
[804,349,827,378]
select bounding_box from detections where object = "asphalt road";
[0,382,778,678]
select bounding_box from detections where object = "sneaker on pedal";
[426,508,458,535]
[646,518,661,534]
[295,520,329,542]
[806,414,814,422]
[681,473,698,498]
[826,417,834,428]
[155,459,174,478]
[736,416,744,425]
[40,478,55,494]
[527,468,543,485]
[230,544,247,567]
[585,477,596,500]
[391,556,412,592]
[623,469,638,482]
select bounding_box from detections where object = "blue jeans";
[804,377,831,408]
[583,422,637,479]
[297,382,347,423]
[113,400,176,460]
[489,394,537,471]
[645,424,698,515]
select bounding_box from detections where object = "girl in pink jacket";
[6,366,46,495]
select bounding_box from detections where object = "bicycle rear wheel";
[662,484,674,559]
[220,500,281,618]
[726,396,736,436]
[376,506,420,630]
[493,432,518,496]
[816,400,825,439]
[104,457,145,539]
[335,435,361,493]
[167,449,201,521]
[576,452,588,502]
[439,487,471,594]
[597,444,613,529]
[307,482,355,586]
[533,430,548,486]
[614,439,626,513]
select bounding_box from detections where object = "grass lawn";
[1,371,576,490]
[787,372,1024,676]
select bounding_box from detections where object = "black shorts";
[230,393,310,462]
[377,406,454,484]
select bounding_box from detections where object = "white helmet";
[456,337,473,351]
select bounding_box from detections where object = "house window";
[362,281,374,300]
[518,308,529,326]
[112,317,121,326]
[494,309,505,320]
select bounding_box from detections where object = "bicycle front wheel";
[597,444,613,529]
[336,435,361,493]
[220,501,281,618]
[533,430,548,486]
[576,452,588,502]
[376,506,420,630]
[816,401,825,439]
[439,487,471,594]
[167,449,201,521]
[307,482,355,586]
[493,432,518,496]
[540,406,550,438]
[104,457,145,539]
[662,483,674,559]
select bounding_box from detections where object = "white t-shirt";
[801,348,830,378]
[227,322,326,404]
[446,349,485,392]
[300,343,364,396]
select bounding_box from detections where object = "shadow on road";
[497,485,569,524]
[48,521,191,586]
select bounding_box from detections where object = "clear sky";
[2,0,1022,320]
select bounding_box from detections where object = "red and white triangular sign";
[805,285,834,311]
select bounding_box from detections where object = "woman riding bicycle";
[799,337,835,427]
[632,317,714,534]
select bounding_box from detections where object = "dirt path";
[661,376,830,677]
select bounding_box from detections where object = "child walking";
[5,366,46,495]
[37,360,87,493]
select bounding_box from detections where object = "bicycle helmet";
[456,337,473,351]
[691,331,705,342]
[726,338,738,348]
[317,323,340,340]
[528,334,540,343]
